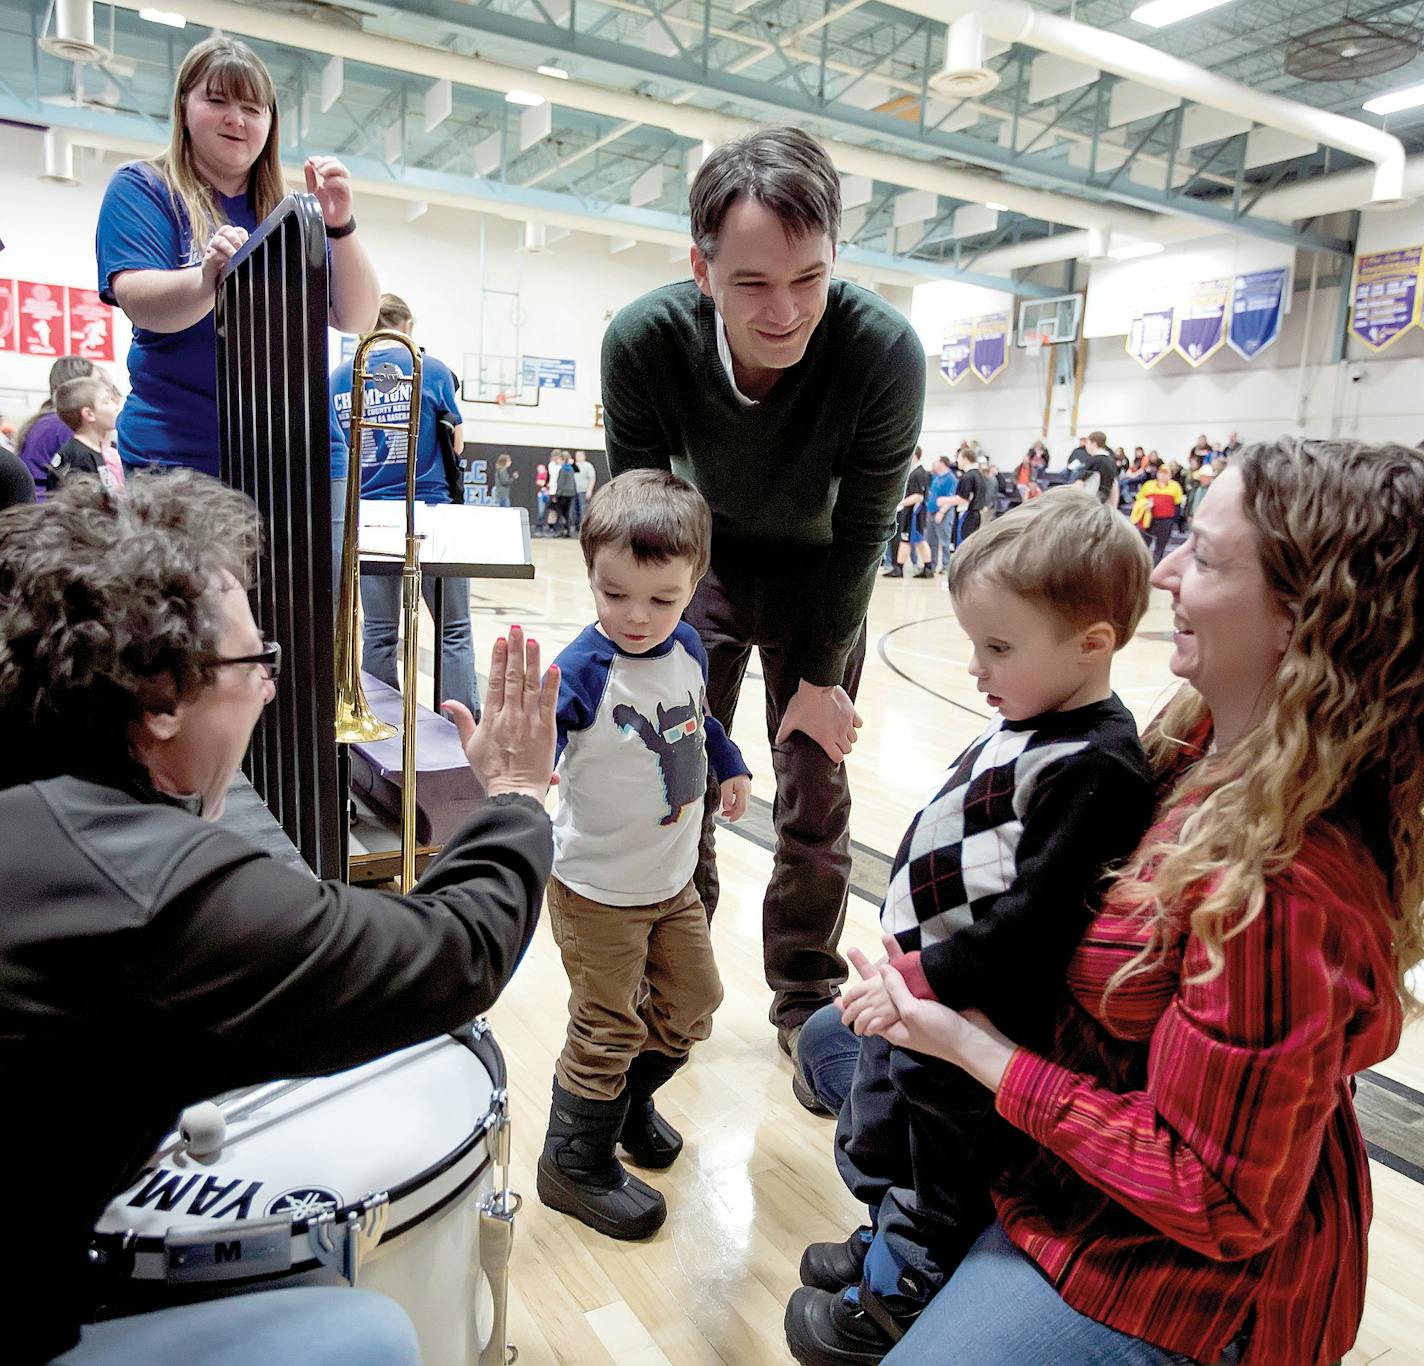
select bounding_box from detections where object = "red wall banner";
[0,280,16,352]
[66,287,115,361]
[0,281,117,362]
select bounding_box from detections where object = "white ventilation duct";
[39,0,106,64]
[930,13,999,99]
[40,129,78,185]
[105,0,1140,239]
[522,221,549,253]
[918,0,1408,207]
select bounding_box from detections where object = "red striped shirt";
[993,813,1401,1366]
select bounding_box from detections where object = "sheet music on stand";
[357,501,533,579]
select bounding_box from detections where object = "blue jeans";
[56,1287,419,1365]
[360,571,479,716]
[494,486,511,507]
[797,1001,861,1113]
[331,477,347,590]
[884,1223,1242,1366]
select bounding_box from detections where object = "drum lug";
[308,1191,389,1286]
[478,1095,520,1366]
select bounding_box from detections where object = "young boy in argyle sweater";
[786,487,1156,1365]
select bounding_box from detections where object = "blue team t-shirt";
[329,346,462,501]
[96,162,261,477]
[927,469,958,513]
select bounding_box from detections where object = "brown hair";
[377,293,413,331]
[1107,440,1424,1017]
[16,356,99,451]
[53,377,111,433]
[949,485,1151,649]
[580,470,711,581]
[689,127,840,261]
[0,471,260,791]
[1087,430,1108,449]
[149,37,282,249]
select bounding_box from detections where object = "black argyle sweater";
[882,695,1153,1044]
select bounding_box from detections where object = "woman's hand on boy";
[859,971,1019,1094]
[719,774,751,822]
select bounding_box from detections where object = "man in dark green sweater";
[601,127,925,1072]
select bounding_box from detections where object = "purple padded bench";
[348,671,485,847]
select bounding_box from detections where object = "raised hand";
[304,155,355,229]
[443,625,559,801]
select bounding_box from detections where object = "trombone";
[335,329,424,892]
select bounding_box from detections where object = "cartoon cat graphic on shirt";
[612,692,706,826]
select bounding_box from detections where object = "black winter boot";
[536,1080,667,1239]
[799,1226,872,1292]
[784,1284,922,1366]
[618,1051,687,1170]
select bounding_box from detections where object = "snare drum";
[92,1021,518,1366]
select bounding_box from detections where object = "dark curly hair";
[0,471,261,791]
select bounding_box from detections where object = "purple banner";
[1173,278,1229,367]
[1127,306,1174,369]
[1227,267,1288,360]
[1350,246,1421,352]
[971,312,1010,384]
[938,324,972,386]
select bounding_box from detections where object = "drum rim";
[93,1024,506,1273]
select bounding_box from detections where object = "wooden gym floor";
[420,535,1424,1366]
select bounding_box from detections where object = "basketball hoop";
[1026,331,1050,357]
[495,391,508,407]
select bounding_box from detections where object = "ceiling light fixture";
[138,7,186,27]
[505,90,546,107]
[985,201,1009,212]
[536,64,569,79]
[1363,81,1424,115]
[1107,241,1165,260]
[1130,0,1234,30]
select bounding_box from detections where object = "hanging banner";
[970,312,1010,384]
[938,321,972,386]
[1349,245,1421,352]
[1227,267,1288,360]
[17,281,63,358]
[65,288,115,362]
[0,280,16,352]
[1173,278,1229,367]
[1126,305,1174,369]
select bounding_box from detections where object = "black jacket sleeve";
[918,752,1153,1044]
[133,793,552,1075]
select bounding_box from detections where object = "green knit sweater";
[601,278,925,685]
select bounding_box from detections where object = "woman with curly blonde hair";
[845,439,1422,1366]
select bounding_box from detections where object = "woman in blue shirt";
[96,36,379,476]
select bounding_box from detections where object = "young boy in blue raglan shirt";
[536,470,751,1241]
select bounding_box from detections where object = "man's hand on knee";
[774,678,863,764]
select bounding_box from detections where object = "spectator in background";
[1140,461,1184,564]
[97,35,378,476]
[494,453,516,508]
[1074,431,1119,507]
[571,449,596,534]
[46,377,123,493]
[329,292,479,721]
[16,356,100,500]
[552,451,578,537]
[0,420,16,453]
[947,446,992,551]
[925,455,957,575]
[1184,460,1215,524]
[884,446,933,579]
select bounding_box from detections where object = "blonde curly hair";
[1107,439,1424,1015]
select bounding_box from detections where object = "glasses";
[213,640,282,681]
